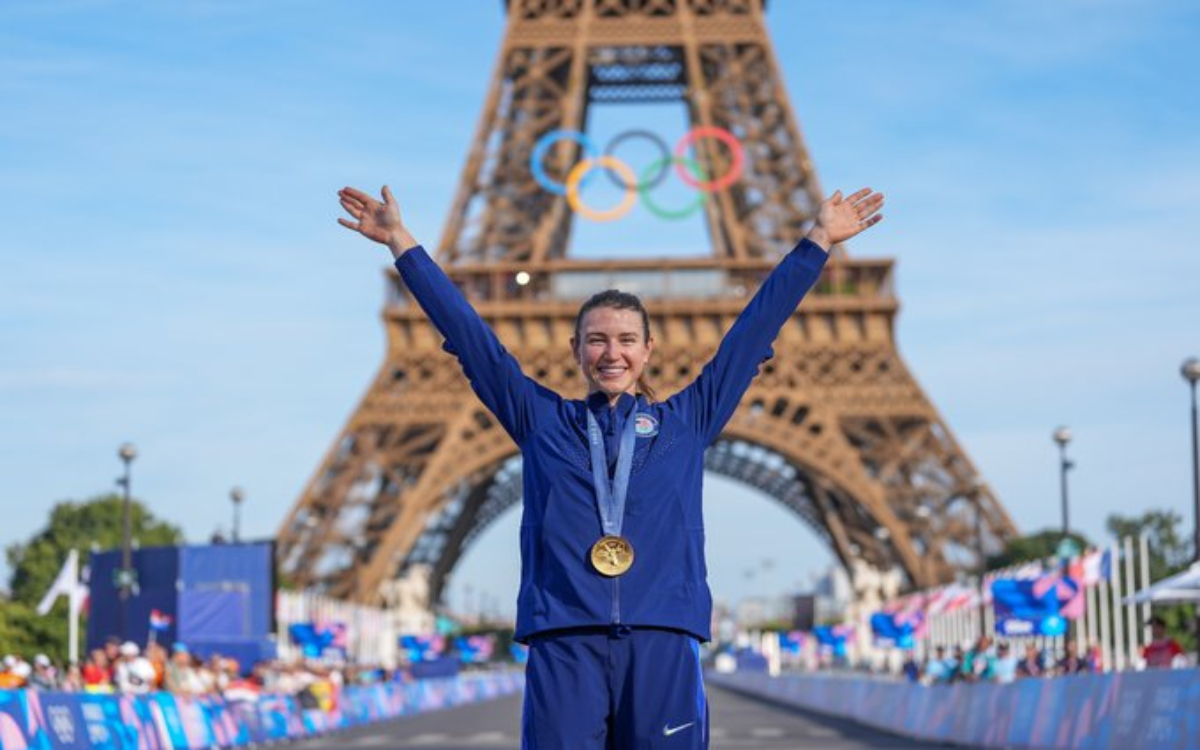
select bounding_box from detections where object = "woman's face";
[573,306,653,404]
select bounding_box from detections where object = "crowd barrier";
[709,669,1199,750]
[0,671,524,749]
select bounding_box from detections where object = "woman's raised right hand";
[338,185,417,254]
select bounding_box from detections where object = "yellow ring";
[565,156,638,222]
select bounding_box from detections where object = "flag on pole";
[75,562,91,614]
[36,549,89,666]
[36,550,84,616]
[1033,569,1086,620]
[1083,550,1103,586]
[149,609,173,631]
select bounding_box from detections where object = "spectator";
[1142,616,1184,669]
[946,645,964,683]
[254,661,282,694]
[223,661,262,703]
[165,644,205,696]
[61,663,84,692]
[114,642,156,695]
[1056,640,1090,676]
[28,654,58,691]
[1016,643,1044,679]
[961,636,995,682]
[198,654,230,695]
[991,643,1019,684]
[901,651,920,683]
[103,638,121,682]
[922,646,951,684]
[1085,641,1103,673]
[145,642,168,691]
[0,656,29,689]
[82,649,113,693]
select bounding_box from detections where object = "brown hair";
[573,290,656,402]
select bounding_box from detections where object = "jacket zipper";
[612,577,621,623]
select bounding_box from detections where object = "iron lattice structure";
[277,0,1018,604]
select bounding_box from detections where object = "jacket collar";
[586,391,639,417]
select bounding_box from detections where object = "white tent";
[1123,561,1200,605]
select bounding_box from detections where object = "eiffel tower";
[277,0,1018,604]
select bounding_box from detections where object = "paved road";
[291,683,964,749]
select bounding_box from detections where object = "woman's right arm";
[338,186,549,443]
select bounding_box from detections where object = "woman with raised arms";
[337,183,883,749]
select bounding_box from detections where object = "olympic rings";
[566,157,639,222]
[530,126,744,221]
[674,126,744,192]
[639,157,708,220]
[602,129,671,191]
[531,129,599,196]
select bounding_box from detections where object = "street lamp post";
[230,486,245,543]
[1052,428,1077,647]
[1183,359,1200,566]
[116,442,137,640]
[1053,427,1074,538]
[1182,357,1200,652]
[972,487,988,639]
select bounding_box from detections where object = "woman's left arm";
[667,188,884,443]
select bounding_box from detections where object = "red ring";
[672,126,744,192]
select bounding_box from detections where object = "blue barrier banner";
[0,689,47,749]
[148,693,187,748]
[708,667,1200,750]
[0,672,524,750]
[39,692,87,749]
[77,693,139,749]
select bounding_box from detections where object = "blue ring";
[530,130,599,196]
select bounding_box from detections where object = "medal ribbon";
[586,401,638,538]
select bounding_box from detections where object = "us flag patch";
[634,413,659,438]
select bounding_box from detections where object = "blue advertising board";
[991,578,1066,637]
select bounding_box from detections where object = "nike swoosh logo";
[663,722,694,736]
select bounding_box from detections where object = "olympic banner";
[529,128,744,222]
[812,624,853,658]
[991,578,1067,636]
[869,612,916,649]
[0,671,524,749]
[709,667,1200,749]
[776,631,804,655]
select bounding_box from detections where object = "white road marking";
[464,731,511,744]
[749,726,784,738]
[401,733,448,745]
[804,727,840,738]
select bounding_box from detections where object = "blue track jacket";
[395,239,829,643]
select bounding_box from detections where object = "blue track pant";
[522,627,709,749]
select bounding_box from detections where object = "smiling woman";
[572,289,657,403]
[335,182,882,749]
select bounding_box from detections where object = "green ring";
[639,156,708,220]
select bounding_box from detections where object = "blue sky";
[2,1,1198,617]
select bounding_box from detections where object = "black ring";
[602,129,672,191]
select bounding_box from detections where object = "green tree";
[986,528,1092,571]
[0,599,63,661]
[2,494,183,663]
[6,494,183,607]
[1106,509,1195,651]
[1106,509,1193,582]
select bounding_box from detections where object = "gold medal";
[590,535,635,577]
